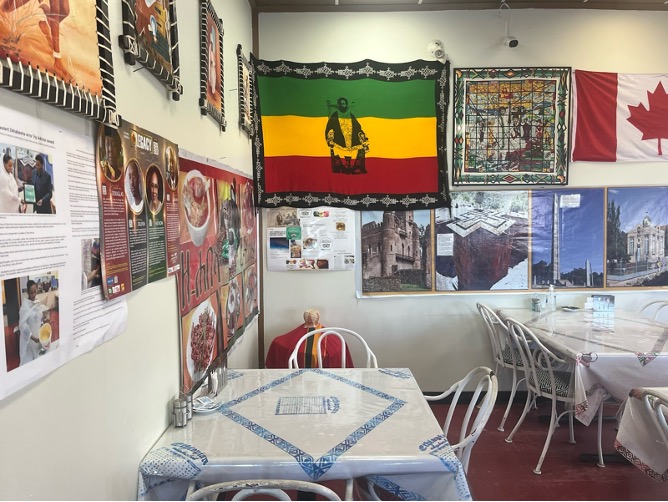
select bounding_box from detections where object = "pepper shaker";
[172,398,188,427]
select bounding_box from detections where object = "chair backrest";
[476,303,508,367]
[287,327,378,369]
[186,479,341,501]
[505,317,569,401]
[643,389,668,449]
[424,366,498,473]
[639,300,668,322]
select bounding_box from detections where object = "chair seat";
[501,345,524,366]
[529,370,573,398]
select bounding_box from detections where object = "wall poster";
[452,67,571,186]
[0,0,119,125]
[267,206,356,271]
[96,121,180,300]
[177,151,258,394]
[199,0,225,130]
[236,44,253,136]
[607,187,668,288]
[0,103,127,401]
[119,0,183,100]
[358,186,668,296]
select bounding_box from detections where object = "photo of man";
[125,160,144,214]
[146,165,163,214]
[98,129,123,182]
[32,153,53,214]
[165,146,177,190]
[325,96,370,175]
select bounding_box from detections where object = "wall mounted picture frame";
[237,44,253,135]
[452,67,571,186]
[119,0,183,100]
[199,1,225,130]
[0,0,120,126]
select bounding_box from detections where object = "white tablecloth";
[138,368,471,501]
[499,308,668,426]
[615,386,668,482]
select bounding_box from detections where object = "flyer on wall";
[266,206,356,271]
[0,103,128,401]
[96,122,180,299]
[177,150,258,394]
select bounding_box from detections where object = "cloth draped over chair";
[266,324,354,369]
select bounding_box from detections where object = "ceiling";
[249,0,668,12]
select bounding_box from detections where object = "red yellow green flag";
[251,58,450,210]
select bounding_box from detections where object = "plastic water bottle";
[548,284,557,311]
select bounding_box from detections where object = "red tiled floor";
[431,399,668,501]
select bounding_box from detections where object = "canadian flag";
[572,70,668,162]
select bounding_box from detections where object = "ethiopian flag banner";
[251,58,450,210]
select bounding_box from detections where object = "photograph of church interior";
[0,0,667,500]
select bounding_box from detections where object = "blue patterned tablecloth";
[137,368,471,501]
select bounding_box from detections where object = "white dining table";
[615,386,668,482]
[497,308,668,426]
[137,368,471,501]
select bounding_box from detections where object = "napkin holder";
[208,354,228,397]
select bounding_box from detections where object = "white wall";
[0,0,254,499]
[258,9,668,392]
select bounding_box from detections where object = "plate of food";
[186,299,217,386]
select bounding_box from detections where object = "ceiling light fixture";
[499,0,519,48]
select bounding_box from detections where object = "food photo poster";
[177,150,258,394]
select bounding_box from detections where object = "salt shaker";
[172,398,188,428]
[183,393,193,420]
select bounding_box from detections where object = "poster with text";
[96,122,180,299]
[0,103,127,401]
[177,151,258,393]
[267,207,356,271]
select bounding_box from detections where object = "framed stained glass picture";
[199,0,225,130]
[119,0,183,100]
[452,67,571,186]
[0,0,119,125]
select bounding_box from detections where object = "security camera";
[503,35,519,48]
[427,40,446,61]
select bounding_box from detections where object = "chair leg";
[345,479,353,501]
[568,406,576,444]
[597,403,605,467]
[505,389,533,443]
[498,366,517,432]
[533,404,571,475]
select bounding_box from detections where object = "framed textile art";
[251,57,451,211]
[237,44,253,135]
[119,0,183,100]
[199,0,225,130]
[452,67,571,186]
[0,0,119,126]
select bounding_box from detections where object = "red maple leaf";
[627,81,668,155]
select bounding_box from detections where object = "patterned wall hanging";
[237,44,253,136]
[0,0,119,126]
[251,57,450,210]
[119,0,183,100]
[199,0,225,130]
[452,67,571,186]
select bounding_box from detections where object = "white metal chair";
[424,366,499,473]
[186,479,341,501]
[639,300,668,323]
[477,303,526,431]
[287,327,378,369]
[644,389,668,449]
[504,317,576,475]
